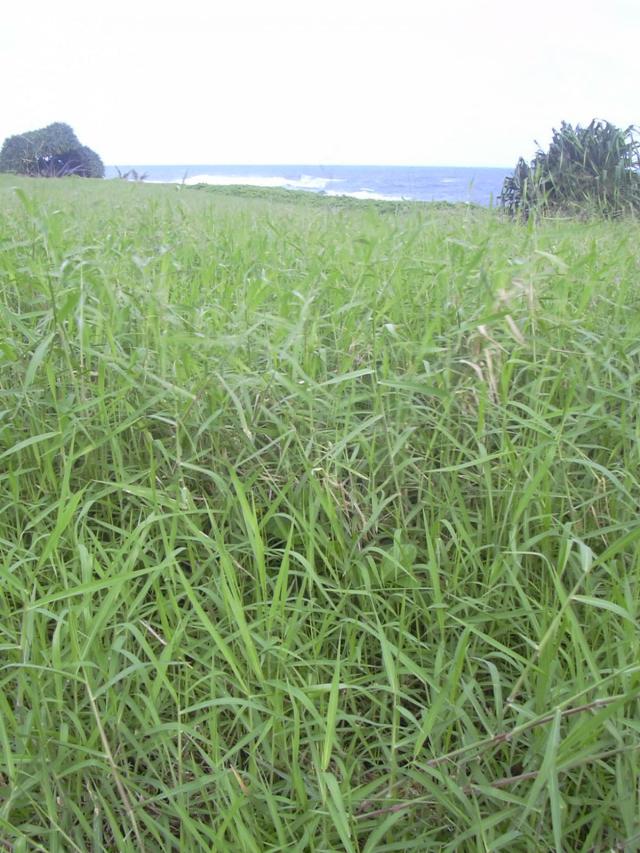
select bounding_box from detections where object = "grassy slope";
[0,175,639,851]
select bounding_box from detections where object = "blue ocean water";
[104,164,510,206]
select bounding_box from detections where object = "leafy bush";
[0,122,104,178]
[501,120,640,218]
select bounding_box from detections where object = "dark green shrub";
[0,122,104,178]
[501,120,640,218]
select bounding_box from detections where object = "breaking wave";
[178,173,342,191]
[326,189,406,202]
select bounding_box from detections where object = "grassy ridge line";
[184,181,469,212]
[0,175,639,850]
[1,171,473,211]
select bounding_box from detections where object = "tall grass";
[0,175,639,851]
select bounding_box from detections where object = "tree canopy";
[500,120,640,218]
[0,122,104,178]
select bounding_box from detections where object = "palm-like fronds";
[501,120,640,217]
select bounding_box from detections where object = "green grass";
[0,174,639,851]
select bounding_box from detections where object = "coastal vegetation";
[0,123,104,179]
[0,175,638,850]
[500,119,640,218]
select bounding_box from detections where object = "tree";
[0,122,104,178]
[500,120,640,218]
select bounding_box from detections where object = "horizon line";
[105,162,513,170]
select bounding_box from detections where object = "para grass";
[0,174,639,851]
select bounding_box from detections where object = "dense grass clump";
[501,120,640,219]
[0,175,639,851]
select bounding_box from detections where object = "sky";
[1,0,638,167]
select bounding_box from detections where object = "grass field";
[0,175,639,851]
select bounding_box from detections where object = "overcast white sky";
[1,0,638,167]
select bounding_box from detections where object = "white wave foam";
[297,174,340,189]
[178,173,341,191]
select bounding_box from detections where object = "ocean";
[104,164,511,206]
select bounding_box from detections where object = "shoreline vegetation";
[14,171,478,209]
[1,174,639,850]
